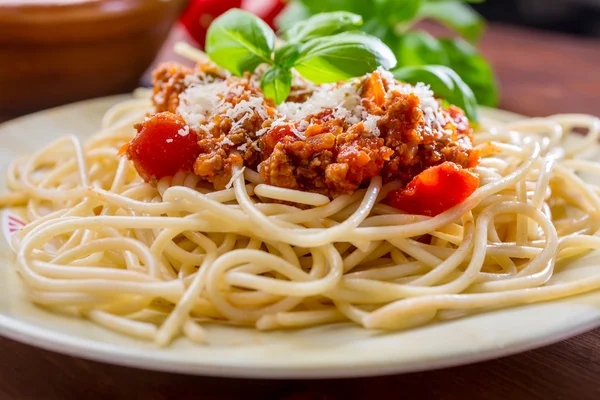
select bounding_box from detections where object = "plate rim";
[1,95,599,379]
[1,306,599,379]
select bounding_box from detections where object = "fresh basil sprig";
[205,9,275,76]
[439,38,498,107]
[206,9,397,104]
[291,32,397,84]
[393,65,478,121]
[278,0,498,108]
[418,1,484,43]
[261,66,293,104]
[283,11,363,42]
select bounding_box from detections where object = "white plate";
[1,96,599,379]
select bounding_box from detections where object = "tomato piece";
[180,0,285,48]
[260,124,298,156]
[126,112,200,182]
[361,71,386,110]
[180,0,243,48]
[242,0,286,28]
[387,162,479,217]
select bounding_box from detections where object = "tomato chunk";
[387,162,479,217]
[361,71,386,110]
[261,124,298,156]
[125,112,200,182]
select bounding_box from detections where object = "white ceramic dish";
[1,96,599,379]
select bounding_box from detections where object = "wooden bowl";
[0,0,188,116]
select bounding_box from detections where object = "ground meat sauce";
[259,112,393,196]
[126,64,480,215]
[190,75,276,188]
[152,62,228,114]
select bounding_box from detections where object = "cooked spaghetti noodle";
[2,61,600,346]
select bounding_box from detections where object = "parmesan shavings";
[176,82,223,131]
[177,125,190,137]
[363,115,381,136]
[177,66,451,144]
[220,137,235,147]
[380,65,448,131]
[153,91,165,106]
[227,96,269,130]
[178,80,271,134]
[277,79,362,123]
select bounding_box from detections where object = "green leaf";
[293,31,397,84]
[275,2,312,32]
[283,11,363,42]
[373,0,421,26]
[392,65,479,121]
[205,9,276,76]
[274,43,301,69]
[419,1,484,43]
[261,66,293,104]
[395,31,449,66]
[439,38,498,106]
[299,0,369,16]
[361,18,395,41]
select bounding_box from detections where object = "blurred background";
[0,0,598,119]
[473,0,600,37]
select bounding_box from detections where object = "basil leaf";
[275,2,312,32]
[419,1,484,43]
[205,9,276,76]
[395,31,449,66]
[440,38,498,107]
[393,65,479,121]
[361,18,395,42]
[373,0,421,25]
[299,0,369,16]
[284,12,363,42]
[261,66,292,104]
[293,31,397,84]
[274,43,301,69]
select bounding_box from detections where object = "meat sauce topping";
[124,62,480,216]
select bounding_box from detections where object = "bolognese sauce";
[124,64,480,216]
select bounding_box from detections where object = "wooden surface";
[1,22,600,400]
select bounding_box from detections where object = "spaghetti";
[2,66,600,347]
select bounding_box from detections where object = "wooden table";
[1,23,600,400]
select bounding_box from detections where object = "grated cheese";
[177,125,190,137]
[220,137,235,147]
[298,120,309,132]
[176,67,451,145]
[404,82,448,130]
[153,91,165,105]
[382,66,448,131]
[178,79,271,134]
[177,82,224,131]
[183,74,201,86]
[363,115,381,136]
[277,79,362,123]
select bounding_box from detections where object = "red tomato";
[242,0,286,28]
[260,124,297,156]
[180,0,285,48]
[387,162,480,217]
[123,112,200,182]
[180,0,243,48]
